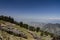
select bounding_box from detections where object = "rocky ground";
[0,20,53,40]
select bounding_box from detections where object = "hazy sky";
[0,0,60,23]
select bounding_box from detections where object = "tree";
[19,22,23,27]
[36,27,40,32]
[8,16,14,23]
[23,24,28,29]
[29,26,35,31]
[0,15,15,23]
[0,15,4,20]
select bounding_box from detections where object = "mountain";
[43,23,60,35]
[27,22,60,35]
[0,20,53,40]
[25,22,46,29]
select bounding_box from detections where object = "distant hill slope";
[43,23,60,36]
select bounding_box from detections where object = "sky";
[0,0,60,23]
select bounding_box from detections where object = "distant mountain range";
[26,22,60,35]
[43,23,60,35]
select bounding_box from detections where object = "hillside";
[0,20,53,40]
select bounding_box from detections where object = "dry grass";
[0,20,53,40]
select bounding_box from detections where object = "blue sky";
[0,0,60,23]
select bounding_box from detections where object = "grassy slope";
[0,20,53,40]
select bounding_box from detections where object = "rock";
[0,37,2,40]
[0,26,27,39]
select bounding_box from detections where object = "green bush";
[29,26,35,31]
[36,27,40,32]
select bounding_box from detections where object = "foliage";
[36,27,40,32]
[23,24,28,29]
[0,15,55,38]
[29,26,35,31]
[0,15,14,23]
[19,22,23,27]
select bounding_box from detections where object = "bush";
[36,27,40,32]
[19,22,23,27]
[23,24,28,29]
[29,26,35,31]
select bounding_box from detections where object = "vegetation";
[23,24,28,29]
[0,15,59,40]
[29,26,35,31]
[19,22,23,27]
[36,27,40,32]
[0,15,14,23]
[0,15,36,32]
